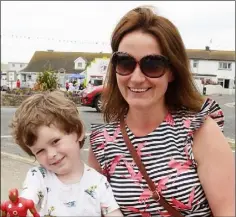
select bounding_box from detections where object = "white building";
[188,47,235,89]
[1,62,28,88]
[85,57,109,84]
[1,63,8,87]
[8,62,28,73]
[84,47,235,92]
[20,50,111,88]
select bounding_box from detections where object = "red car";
[80,85,103,112]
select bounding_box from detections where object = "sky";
[1,1,235,63]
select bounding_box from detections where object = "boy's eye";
[53,139,60,144]
[36,149,44,155]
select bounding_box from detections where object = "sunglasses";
[111,51,170,78]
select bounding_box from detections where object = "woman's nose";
[130,64,146,83]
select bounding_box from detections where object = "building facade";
[189,47,235,89]
[18,48,234,92]
[1,62,28,88]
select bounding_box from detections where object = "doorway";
[224,79,230,88]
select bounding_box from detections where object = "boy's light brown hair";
[10,91,85,156]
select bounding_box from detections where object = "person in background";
[65,81,69,91]
[16,79,20,89]
[88,6,235,216]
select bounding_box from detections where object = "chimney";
[205,46,210,51]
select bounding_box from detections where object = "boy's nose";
[47,148,57,160]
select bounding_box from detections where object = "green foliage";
[85,60,92,70]
[36,68,59,91]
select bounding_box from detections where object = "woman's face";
[116,30,173,111]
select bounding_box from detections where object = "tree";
[83,61,92,87]
[36,68,59,91]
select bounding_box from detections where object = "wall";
[193,79,203,94]
[85,58,109,84]
[1,92,81,106]
[8,62,28,72]
[74,57,86,70]
[1,73,7,86]
[190,59,235,88]
[20,72,38,88]
[205,84,235,95]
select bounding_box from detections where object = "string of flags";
[0,33,110,46]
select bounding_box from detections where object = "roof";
[8,62,28,64]
[193,73,217,77]
[21,49,235,73]
[187,49,235,61]
[21,51,111,73]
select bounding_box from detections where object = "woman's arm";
[193,117,235,216]
[105,209,123,217]
[88,147,103,173]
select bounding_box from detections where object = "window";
[22,74,26,82]
[219,62,232,70]
[78,62,82,68]
[12,64,15,67]
[101,65,107,72]
[218,78,224,87]
[20,64,23,67]
[193,60,198,68]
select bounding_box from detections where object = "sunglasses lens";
[113,53,136,75]
[141,56,168,78]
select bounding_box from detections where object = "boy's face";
[28,125,82,176]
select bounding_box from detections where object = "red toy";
[1,188,40,217]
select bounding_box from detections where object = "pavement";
[1,154,36,201]
[1,149,89,202]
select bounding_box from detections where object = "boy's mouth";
[50,156,65,165]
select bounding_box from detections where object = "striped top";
[90,98,224,217]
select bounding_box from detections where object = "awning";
[68,74,85,79]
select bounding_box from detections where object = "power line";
[0,33,110,46]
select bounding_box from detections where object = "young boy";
[10,91,123,216]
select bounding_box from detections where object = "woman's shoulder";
[176,97,224,132]
[90,122,120,138]
[89,122,120,171]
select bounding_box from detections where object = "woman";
[88,6,235,216]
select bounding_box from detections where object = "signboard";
[8,71,15,81]
[99,61,108,74]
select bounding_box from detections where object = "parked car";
[80,85,103,112]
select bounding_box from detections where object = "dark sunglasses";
[111,51,170,78]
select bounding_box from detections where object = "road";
[1,106,103,160]
[1,106,104,135]
[1,95,235,158]
[1,94,235,137]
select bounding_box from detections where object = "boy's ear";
[77,131,86,142]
